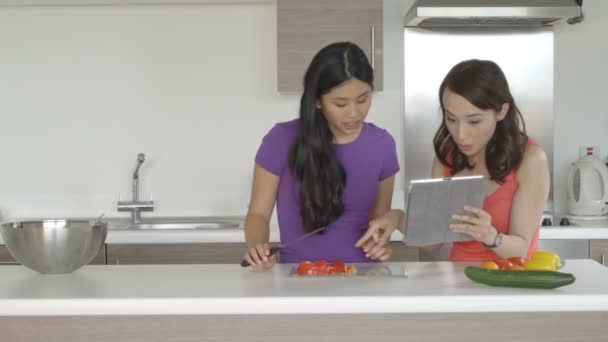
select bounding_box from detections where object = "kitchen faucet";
[117,153,155,224]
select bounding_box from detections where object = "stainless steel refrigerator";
[402,27,556,259]
[402,27,554,192]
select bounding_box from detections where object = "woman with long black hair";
[243,42,401,271]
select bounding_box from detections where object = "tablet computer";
[402,175,485,247]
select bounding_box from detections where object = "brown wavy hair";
[433,59,528,183]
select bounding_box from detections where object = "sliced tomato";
[296,261,314,275]
[330,260,346,274]
[330,260,345,267]
[313,260,328,268]
[318,265,331,275]
[494,259,513,270]
[345,264,357,275]
[312,260,329,275]
[509,265,525,271]
[298,259,356,276]
[507,256,525,266]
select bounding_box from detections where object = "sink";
[105,216,244,230]
[125,222,240,230]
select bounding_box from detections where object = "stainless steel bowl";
[0,220,107,274]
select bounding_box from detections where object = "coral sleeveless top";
[445,140,540,261]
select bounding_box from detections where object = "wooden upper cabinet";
[277,0,383,92]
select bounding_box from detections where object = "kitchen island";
[0,260,607,341]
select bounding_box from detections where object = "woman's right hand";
[244,243,276,271]
[355,210,403,249]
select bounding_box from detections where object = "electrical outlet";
[579,145,600,158]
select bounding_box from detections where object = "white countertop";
[2,215,608,245]
[104,225,608,244]
[0,260,607,316]
[1,225,608,245]
[538,226,608,239]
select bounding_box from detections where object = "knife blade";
[240,226,326,267]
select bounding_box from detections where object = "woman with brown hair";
[359,59,550,261]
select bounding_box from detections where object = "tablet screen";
[403,175,485,246]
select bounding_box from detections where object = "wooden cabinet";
[0,245,17,265]
[390,242,419,262]
[107,242,417,264]
[537,239,590,260]
[277,0,383,92]
[90,245,107,265]
[0,245,106,265]
[106,243,247,265]
[590,240,608,267]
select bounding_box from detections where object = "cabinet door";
[389,242,419,262]
[277,0,383,92]
[538,239,590,260]
[0,245,17,265]
[90,245,107,265]
[590,240,608,267]
[0,244,106,265]
[106,243,247,265]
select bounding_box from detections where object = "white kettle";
[567,155,608,217]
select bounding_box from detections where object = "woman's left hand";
[449,206,497,246]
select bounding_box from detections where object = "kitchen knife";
[240,226,326,267]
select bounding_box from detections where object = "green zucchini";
[464,266,575,289]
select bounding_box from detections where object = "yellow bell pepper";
[523,259,557,271]
[531,251,563,269]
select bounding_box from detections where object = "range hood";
[405,0,583,27]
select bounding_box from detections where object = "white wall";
[553,0,608,215]
[0,2,404,220]
[0,0,605,220]
[0,4,289,218]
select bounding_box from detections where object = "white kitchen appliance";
[567,155,608,219]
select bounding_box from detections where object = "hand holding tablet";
[403,175,486,246]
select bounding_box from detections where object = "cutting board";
[289,263,408,278]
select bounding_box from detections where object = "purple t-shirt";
[255,119,400,263]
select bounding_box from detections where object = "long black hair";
[433,59,528,183]
[288,42,374,232]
